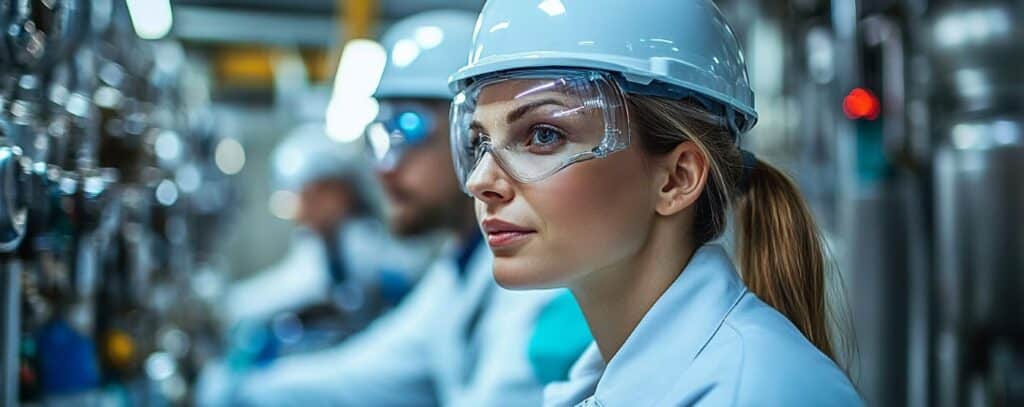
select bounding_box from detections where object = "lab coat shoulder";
[232,255,458,407]
[668,293,863,407]
[223,232,332,325]
[453,286,563,406]
[340,218,440,285]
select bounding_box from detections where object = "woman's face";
[466,79,658,289]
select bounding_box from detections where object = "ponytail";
[734,159,834,360]
[628,95,841,363]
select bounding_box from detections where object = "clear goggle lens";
[365,102,437,170]
[450,69,630,195]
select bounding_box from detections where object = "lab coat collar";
[431,235,498,398]
[549,244,747,405]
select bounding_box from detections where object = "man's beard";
[389,196,470,237]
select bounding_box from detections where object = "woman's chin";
[492,257,570,290]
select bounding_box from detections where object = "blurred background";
[0,0,1021,406]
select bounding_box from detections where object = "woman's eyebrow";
[506,98,567,123]
[469,120,486,135]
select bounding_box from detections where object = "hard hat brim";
[449,52,758,132]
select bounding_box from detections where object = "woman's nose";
[466,153,514,205]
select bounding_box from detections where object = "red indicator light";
[843,88,881,120]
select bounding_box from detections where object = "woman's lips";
[486,230,536,248]
[481,218,537,249]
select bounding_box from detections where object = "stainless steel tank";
[928,2,1024,406]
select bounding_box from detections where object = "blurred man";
[226,10,591,406]
[209,122,439,387]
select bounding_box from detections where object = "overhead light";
[333,39,386,100]
[126,0,174,40]
[326,39,386,142]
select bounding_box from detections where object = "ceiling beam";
[173,5,339,46]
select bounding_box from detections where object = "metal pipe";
[0,261,21,407]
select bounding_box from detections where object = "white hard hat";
[449,0,757,134]
[271,123,376,207]
[374,10,479,100]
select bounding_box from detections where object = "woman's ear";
[653,141,709,216]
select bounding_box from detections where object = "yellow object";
[104,330,137,368]
[342,0,376,40]
[211,47,333,85]
[214,47,276,86]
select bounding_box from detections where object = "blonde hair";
[629,96,837,361]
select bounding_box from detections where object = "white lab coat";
[222,218,438,325]
[230,239,559,406]
[222,231,330,324]
[544,245,863,407]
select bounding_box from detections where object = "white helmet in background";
[272,123,379,215]
[365,10,478,169]
[374,9,479,100]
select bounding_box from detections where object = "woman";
[447,0,863,405]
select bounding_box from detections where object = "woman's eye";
[526,126,566,152]
[468,133,488,155]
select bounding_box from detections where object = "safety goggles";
[450,69,630,195]
[365,101,439,170]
